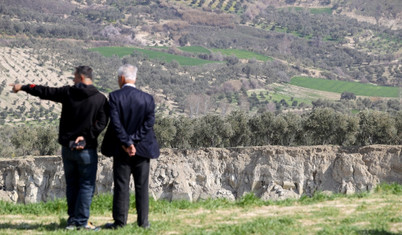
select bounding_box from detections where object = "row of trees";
[2,108,400,157]
[155,109,402,148]
[0,125,59,157]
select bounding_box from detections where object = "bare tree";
[185,94,211,117]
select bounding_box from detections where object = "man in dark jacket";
[101,64,159,229]
[10,66,108,231]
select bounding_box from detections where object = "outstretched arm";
[10,83,68,103]
[10,84,22,93]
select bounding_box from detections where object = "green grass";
[211,48,273,61]
[0,185,401,234]
[188,217,303,235]
[291,76,399,98]
[375,182,402,195]
[132,48,217,66]
[179,46,211,54]
[90,46,272,66]
[89,46,134,57]
[310,8,333,14]
[90,47,218,66]
[91,46,273,65]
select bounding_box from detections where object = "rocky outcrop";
[0,145,401,203]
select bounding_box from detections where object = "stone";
[172,192,192,202]
[282,181,295,190]
[228,174,237,189]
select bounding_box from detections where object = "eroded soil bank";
[0,145,401,203]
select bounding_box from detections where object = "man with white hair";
[101,64,160,229]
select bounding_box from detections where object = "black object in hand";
[69,140,86,149]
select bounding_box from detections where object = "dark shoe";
[77,222,101,231]
[65,224,76,230]
[140,223,150,229]
[66,217,76,230]
[104,223,123,230]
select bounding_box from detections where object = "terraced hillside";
[0,47,71,124]
[0,0,400,122]
[0,0,400,159]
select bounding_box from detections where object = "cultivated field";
[179,46,212,54]
[0,47,68,122]
[90,46,272,64]
[90,46,218,66]
[291,76,400,98]
[174,0,244,13]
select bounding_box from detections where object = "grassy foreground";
[0,184,401,234]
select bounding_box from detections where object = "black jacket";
[101,86,159,159]
[22,83,109,149]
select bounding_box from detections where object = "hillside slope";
[0,47,70,124]
[0,0,400,121]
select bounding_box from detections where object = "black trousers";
[112,153,150,227]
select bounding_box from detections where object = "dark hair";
[75,66,93,79]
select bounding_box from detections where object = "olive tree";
[191,114,233,148]
[248,111,275,146]
[357,111,397,145]
[226,110,251,147]
[303,108,338,145]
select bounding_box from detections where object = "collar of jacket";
[122,83,136,89]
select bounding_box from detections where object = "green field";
[90,47,218,66]
[132,48,217,66]
[211,48,273,61]
[310,8,333,14]
[291,76,399,98]
[179,46,211,54]
[89,46,133,57]
[91,46,273,65]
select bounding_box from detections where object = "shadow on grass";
[0,219,158,234]
[357,230,398,235]
[0,222,62,231]
[0,218,67,231]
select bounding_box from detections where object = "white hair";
[118,64,137,82]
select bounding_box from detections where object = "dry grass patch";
[0,188,401,234]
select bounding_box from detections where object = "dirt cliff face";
[0,145,401,203]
